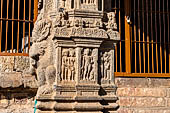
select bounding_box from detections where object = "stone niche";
[30,0,120,113]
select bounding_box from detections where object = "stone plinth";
[30,0,120,112]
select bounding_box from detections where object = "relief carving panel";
[61,48,76,81]
[80,48,95,81]
[100,51,112,81]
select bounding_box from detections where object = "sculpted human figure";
[68,49,76,81]
[89,50,95,80]
[103,52,110,80]
[61,49,69,80]
[81,48,93,80]
[107,12,117,30]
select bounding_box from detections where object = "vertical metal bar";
[17,0,20,52]
[102,0,104,11]
[155,0,158,73]
[168,0,170,72]
[138,0,141,73]
[151,0,154,73]
[163,0,166,73]
[134,0,137,73]
[12,0,15,52]
[142,0,145,73]
[146,0,150,73]
[115,42,118,72]
[159,0,162,73]
[34,0,38,22]
[5,0,10,52]
[119,0,122,72]
[125,16,131,73]
[114,0,116,13]
[125,0,131,73]
[22,0,26,53]
[0,0,3,52]
[28,0,31,52]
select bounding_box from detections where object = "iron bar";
[0,0,3,52]
[134,0,137,73]
[146,0,150,73]
[159,0,163,73]
[5,0,9,52]
[142,0,145,73]
[17,0,20,53]
[151,0,154,73]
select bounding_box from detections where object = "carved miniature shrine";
[30,0,120,112]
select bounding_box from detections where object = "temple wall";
[0,56,37,113]
[116,77,170,113]
[1,56,170,113]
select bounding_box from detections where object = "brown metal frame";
[114,0,170,77]
[0,0,38,56]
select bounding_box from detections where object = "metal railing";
[114,0,170,77]
[0,0,37,56]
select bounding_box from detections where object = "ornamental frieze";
[54,27,108,38]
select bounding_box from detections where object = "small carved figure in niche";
[107,12,117,30]
[89,50,95,80]
[81,48,93,80]
[68,49,76,81]
[61,49,69,80]
[103,52,111,80]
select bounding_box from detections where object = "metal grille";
[0,0,37,56]
[112,0,126,73]
[114,0,170,77]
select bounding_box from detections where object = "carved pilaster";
[30,0,120,112]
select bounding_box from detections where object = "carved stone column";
[30,0,120,113]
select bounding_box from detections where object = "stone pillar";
[30,0,120,113]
